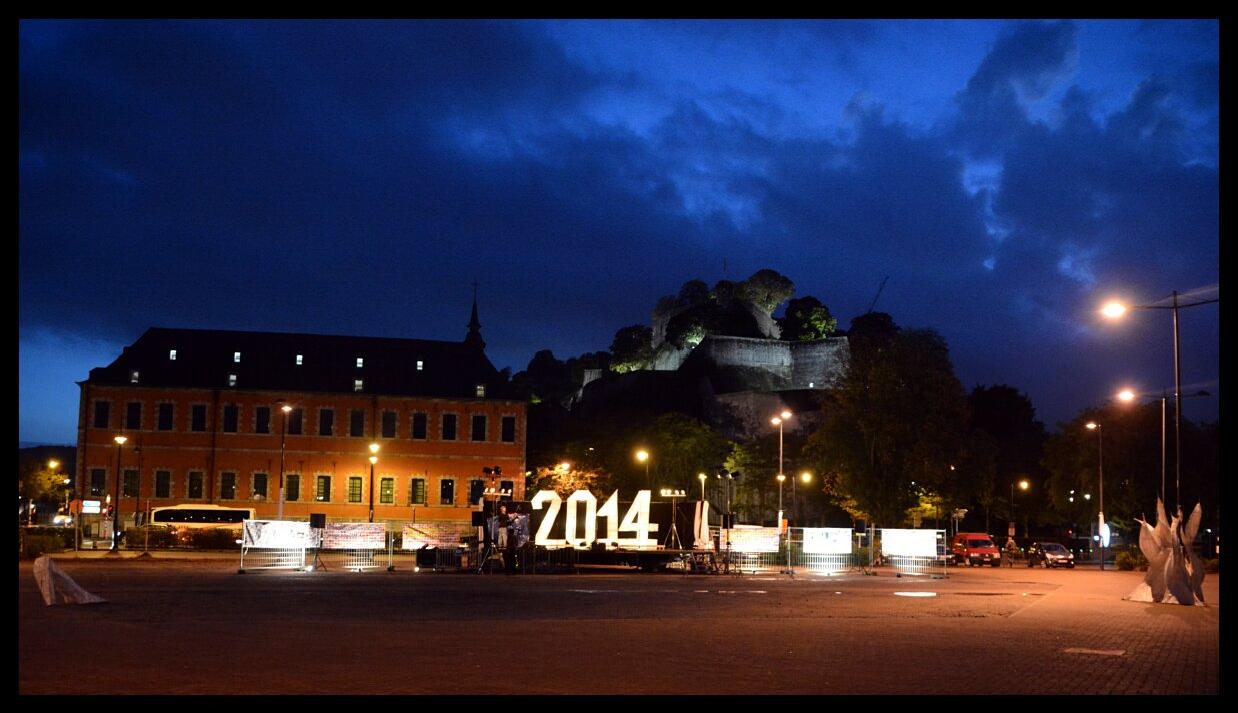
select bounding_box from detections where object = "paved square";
[18,558,1219,694]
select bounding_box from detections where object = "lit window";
[416,360,423,371]
[234,351,241,363]
[356,357,364,368]
[475,384,486,397]
[295,354,303,365]
[130,370,140,383]
[354,379,364,392]
[228,373,237,386]
[169,349,177,361]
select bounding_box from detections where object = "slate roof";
[85,327,514,400]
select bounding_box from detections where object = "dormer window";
[228,373,237,386]
[416,360,424,371]
[475,384,486,398]
[169,349,177,361]
[356,357,364,368]
[354,379,364,392]
[130,370,140,384]
[295,354,303,365]
[234,351,241,363]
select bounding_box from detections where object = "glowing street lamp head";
[47,459,59,470]
[780,410,792,420]
[800,471,812,483]
[698,473,707,482]
[369,442,380,454]
[1085,422,1098,430]
[770,417,782,426]
[1100,301,1128,319]
[1018,479,1030,491]
[368,455,378,465]
[635,450,649,463]
[776,474,786,483]
[1117,389,1136,403]
[1083,493,1092,500]
[281,404,293,413]
[557,461,571,473]
[113,435,127,445]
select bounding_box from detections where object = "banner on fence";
[725,526,780,553]
[880,528,937,557]
[321,522,386,549]
[243,520,315,549]
[802,527,852,555]
[401,523,471,550]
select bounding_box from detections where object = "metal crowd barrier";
[239,547,307,573]
[314,532,396,572]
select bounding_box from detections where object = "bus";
[149,504,256,530]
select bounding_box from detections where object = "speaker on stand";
[309,513,327,571]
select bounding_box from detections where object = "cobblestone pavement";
[18,561,1220,694]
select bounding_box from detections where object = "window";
[356,357,364,368]
[188,471,204,499]
[469,479,485,505]
[234,351,241,363]
[123,469,139,497]
[255,406,270,434]
[130,370,140,384]
[381,411,396,438]
[315,475,331,502]
[439,478,455,505]
[350,410,365,437]
[223,404,239,433]
[442,414,457,441]
[126,401,142,430]
[416,360,423,371]
[252,473,268,499]
[286,474,300,501]
[354,379,364,392]
[93,401,110,429]
[295,353,303,365]
[412,413,427,440]
[380,478,394,504]
[501,416,516,443]
[191,404,207,432]
[228,373,237,386]
[288,408,303,435]
[500,480,514,501]
[155,470,171,498]
[90,469,105,496]
[410,478,426,505]
[169,349,177,360]
[475,384,486,397]
[318,408,334,436]
[348,476,363,503]
[220,472,236,500]
[158,403,174,431]
[471,414,487,442]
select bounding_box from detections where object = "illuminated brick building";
[74,302,525,527]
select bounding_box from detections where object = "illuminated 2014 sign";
[531,489,659,549]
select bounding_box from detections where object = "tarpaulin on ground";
[33,556,106,606]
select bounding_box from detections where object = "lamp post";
[368,443,380,523]
[770,410,791,525]
[1117,387,1210,508]
[278,402,292,520]
[111,435,127,551]
[635,449,650,489]
[799,471,812,525]
[1085,422,1105,570]
[1009,479,1029,539]
[776,473,786,527]
[1101,289,1218,511]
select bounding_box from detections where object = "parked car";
[1027,541,1076,568]
[951,533,1002,567]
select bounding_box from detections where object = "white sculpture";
[1127,499,1206,606]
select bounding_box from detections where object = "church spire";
[464,280,485,350]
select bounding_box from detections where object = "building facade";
[74,307,525,529]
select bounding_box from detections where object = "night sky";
[19,20,1219,444]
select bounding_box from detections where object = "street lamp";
[698,472,707,501]
[635,449,650,489]
[1101,289,1218,510]
[776,473,786,527]
[277,402,292,520]
[770,411,791,520]
[368,443,380,523]
[1085,421,1105,571]
[798,471,812,525]
[1010,479,1029,539]
[111,435,127,551]
[1115,387,1210,508]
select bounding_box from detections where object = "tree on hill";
[739,269,796,314]
[778,295,838,341]
[609,325,654,372]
